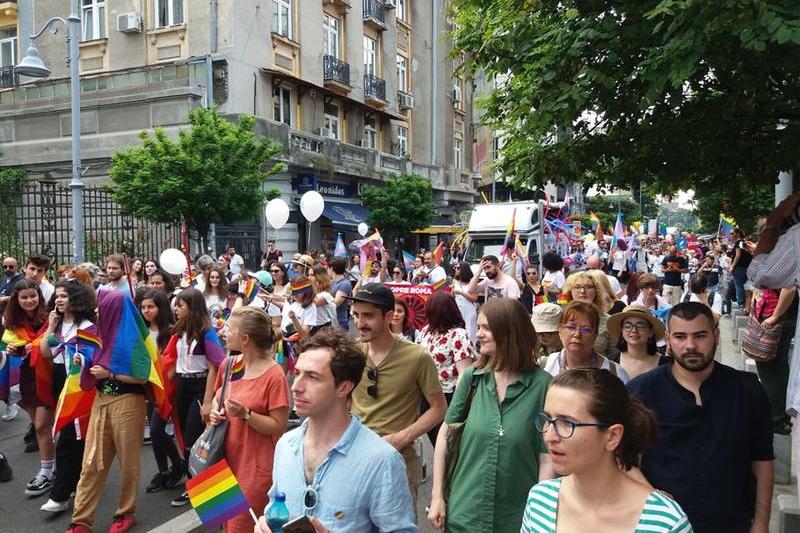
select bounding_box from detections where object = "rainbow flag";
[334,233,348,258]
[230,356,245,382]
[500,208,517,257]
[242,278,259,305]
[432,278,447,291]
[291,279,313,295]
[401,250,416,272]
[186,459,250,530]
[0,345,22,403]
[53,328,103,437]
[719,213,736,239]
[611,212,625,248]
[514,234,528,272]
[2,325,52,407]
[588,211,601,231]
[432,241,444,266]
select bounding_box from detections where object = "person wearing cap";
[279,276,318,340]
[607,304,665,380]
[531,303,563,362]
[348,283,446,518]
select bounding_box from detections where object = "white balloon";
[265,198,290,229]
[300,191,325,222]
[159,248,187,275]
[357,222,369,237]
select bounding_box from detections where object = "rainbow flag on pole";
[401,250,416,272]
[719,213,736,240]
[514,234,529,272]
[500,208,517,257]
[186,459,251,530]
[432,241,444,266]
[242,278,259,305]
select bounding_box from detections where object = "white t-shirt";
[542,270,565,293]
[425,265,447,285]
[176,333,209,374]
[611,250,626,271]
[543,350,631,384]
[686,292,723,315]
[477,274,520,301]
[55,319,91,365]
[39,280,55,303]
[606,274,623,298]
[315,291,338,327]
[648,254,664,277]
[280,301,317,334]
[229,254,245,276]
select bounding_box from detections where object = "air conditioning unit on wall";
[452,86,462,106]
[398,92,414,110]
[117,13,142,33]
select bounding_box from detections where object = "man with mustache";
[467,255,520,302]
[627,302,774,533]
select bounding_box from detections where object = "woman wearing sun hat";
[607,304,666,380]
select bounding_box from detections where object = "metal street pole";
[68,1,84,263]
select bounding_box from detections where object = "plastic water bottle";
[265,491,290,532]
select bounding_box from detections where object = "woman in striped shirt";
[522,368,692,533]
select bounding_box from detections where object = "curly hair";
[53,279,96,324]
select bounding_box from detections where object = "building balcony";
[0,65,17,89]
[323,55,350,94]
[362,0,386,31]
[0,1,17,28]
[363,73,386,106]
[322,0,350,13]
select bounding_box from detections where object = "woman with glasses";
[607,305,665,380]
[563,270,618,359]
[523,368,690,532]
[542,301,630,383]
[450,261,478,345]
[265,261,290,311]
[210,307,289,533]
[428,298,554,533]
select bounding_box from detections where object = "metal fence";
[0,180,181,272]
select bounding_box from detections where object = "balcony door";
[363,35,376,76]
[0,29,16,67]
[323,14,339,58]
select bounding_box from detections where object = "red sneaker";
[108,515,136,533]
[64,524,91,533]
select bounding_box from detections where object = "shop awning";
[322,201,371,227]
[412,225,466,234]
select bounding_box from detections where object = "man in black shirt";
[628,302,773,533]
[660,245,688,306]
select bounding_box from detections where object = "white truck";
[465,200,566,273]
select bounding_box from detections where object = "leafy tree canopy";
[109,108,282,247]
[450,0,800,193]
[362,174,436,237]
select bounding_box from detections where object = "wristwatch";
[243,408,252,421]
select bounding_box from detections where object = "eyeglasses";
[572,284,595,292]
[534,412,610,439]
[269,269,281,273]
[393,270,403,275]
[367,367,379,398]
[560,323,594,336]
[622,322,651,332]
[303,485,319,516]
[2,265,14,270]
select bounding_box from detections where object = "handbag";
[188,357,234,476]
[443,373,479,502]
[742,311,783,363]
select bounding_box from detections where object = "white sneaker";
[165,420,174,436]
[1,403,18,421]
[40,498,69,513]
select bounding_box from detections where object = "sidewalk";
[718,311,797,532]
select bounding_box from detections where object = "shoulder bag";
[742,309,783,363]
[443,373,480,502]
[188,356,234,476]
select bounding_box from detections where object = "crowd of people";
[0,194,799,533]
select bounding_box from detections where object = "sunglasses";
[303,485,319,515]
[367,367,379,398]
[2,265,14,270]
[393,270,403,275]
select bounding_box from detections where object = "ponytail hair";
[549,368,659,470]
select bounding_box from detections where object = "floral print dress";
[416,325,475,393]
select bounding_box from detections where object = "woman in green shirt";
[428,298,555,533]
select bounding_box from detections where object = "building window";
[323,14,339,58]
[397,126,408,156]
[154,0,183,28]
[492,134,501,161]
[396,55,408,93]
[396,0,406,22]
[82,0,106,41]
[0,29,16,67]
[272,0,292,39]
[272,86,292,127]
[364,118,377,149]
[454,138,463,172]
[363,35,377,76]
[323,103,340,140]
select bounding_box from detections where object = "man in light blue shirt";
[256,329,416,533]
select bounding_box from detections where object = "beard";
[673,341,717,372]
[485,270,498,279]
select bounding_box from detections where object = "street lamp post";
[16,0,84,263]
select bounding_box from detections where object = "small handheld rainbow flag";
[432,241,444,266]
[186,459,251,530]
[242,279,259,305]
[514,234,528,272]
[500,208,517,257]
[230,356,245,382]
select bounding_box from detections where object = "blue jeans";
[732,267,748,306]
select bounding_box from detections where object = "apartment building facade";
[1,0,476,261]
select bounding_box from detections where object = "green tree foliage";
[109,108,282,248]
[584,194,641,229]
[695,181,778,234]
[362,174,436,238]
[450,0,800,193]
[0,167,27,258]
